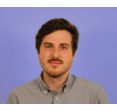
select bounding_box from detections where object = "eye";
[46,45,52,48]
[61,46,67,49]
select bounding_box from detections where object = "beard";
[39,58,73,78]
[44,67,68,78]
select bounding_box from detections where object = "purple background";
[0,7,117,104]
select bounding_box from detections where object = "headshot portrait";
[0,7,117,104]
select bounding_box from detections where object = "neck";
[42,71,69,93]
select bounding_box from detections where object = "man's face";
[37,30,76,78]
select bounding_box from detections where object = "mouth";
[49,61,62,66]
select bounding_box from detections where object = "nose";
[52,48,60,58]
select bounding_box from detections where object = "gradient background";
[0,7,117,104]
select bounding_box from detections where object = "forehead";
[42,30,72,45]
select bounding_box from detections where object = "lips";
[49,61,62,66]
[49,61,62,64]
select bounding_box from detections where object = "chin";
[48,72,64,78]
[45,68,63,77]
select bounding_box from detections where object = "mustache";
[48,59,62,63]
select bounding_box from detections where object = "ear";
[36,49,39,54]
[37,49,40,59]
[73,52,76,60]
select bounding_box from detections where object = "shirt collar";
[38,70,74,95]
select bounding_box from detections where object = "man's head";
[36,18,79,78]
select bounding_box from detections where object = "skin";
[37,30,76,93]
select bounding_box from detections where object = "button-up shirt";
[6,71,109,104]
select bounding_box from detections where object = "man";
[6,18,109,104]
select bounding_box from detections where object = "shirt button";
[44,91,47,94]
[64,89,66,92]
[55,97,58,100]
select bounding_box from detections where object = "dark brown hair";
[36,18,79,56]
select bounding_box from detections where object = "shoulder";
[71,74,109,103]
[6,78,40,104]
[12,78,39,95]
[72,74,102,91]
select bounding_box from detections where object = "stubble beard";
[39,59,73,78]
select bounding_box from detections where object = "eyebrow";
[43,42,70,47]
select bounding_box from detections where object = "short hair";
[35,18,79,56]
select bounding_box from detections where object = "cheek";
[40,51,50,61]
[65,51,72,58]
[63,55,72,65]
